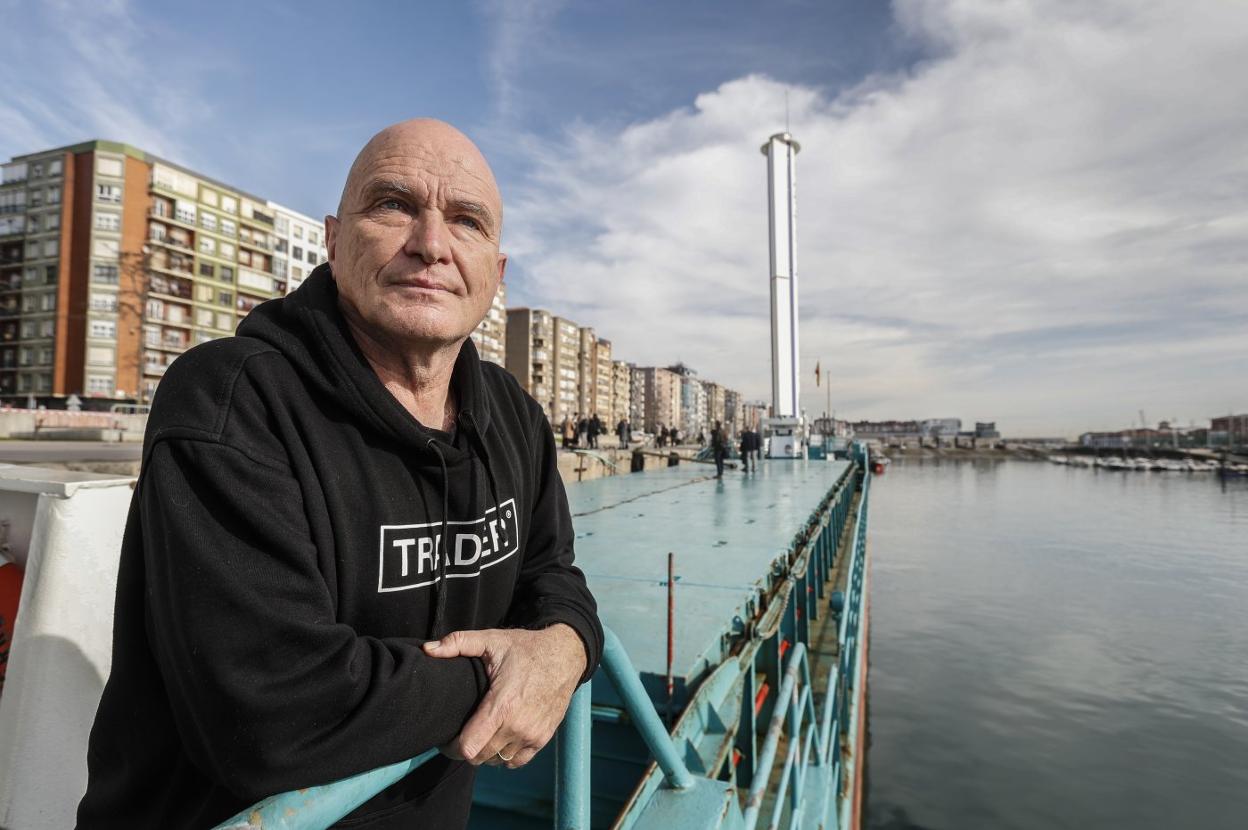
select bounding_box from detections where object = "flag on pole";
[815,361,821,387]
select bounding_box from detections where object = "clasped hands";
[423,622,586,768]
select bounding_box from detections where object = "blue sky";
[3,0,1245,434]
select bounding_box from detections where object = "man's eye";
[455,216,481,231]
[378,199,404,211]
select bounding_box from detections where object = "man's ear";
[496,252,508,287]
[325,215,339,265]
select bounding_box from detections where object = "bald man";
[78,120,602,829]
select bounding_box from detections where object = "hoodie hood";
[237,263,493,462]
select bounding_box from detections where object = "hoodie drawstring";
[460,412,510,550]
[426,438,452,639]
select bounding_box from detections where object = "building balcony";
[238,234,274,252]
[240,211,274,228]
[147,316,192,330]
[148,235,195,255]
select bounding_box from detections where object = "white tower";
[761,132,805,458]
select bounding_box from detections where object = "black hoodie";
[77,265,603,828]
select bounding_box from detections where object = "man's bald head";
[336,118,502,228]
[324,118,508,356]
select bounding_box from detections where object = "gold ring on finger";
[497,749,515,762]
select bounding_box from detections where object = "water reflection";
[866,460,1248,830]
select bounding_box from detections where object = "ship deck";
[568,459,853,687]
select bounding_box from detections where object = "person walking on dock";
[589,413,602,449]
[616,417,629,449]
[77,119,603,830]
[711,420,727,478]
[561,414,574,449]
[739,428,752,472]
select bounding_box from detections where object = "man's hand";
[423,624,587,768]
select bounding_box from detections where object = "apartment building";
[638,366,681,434]
[724,389,743,432]
[272,205,328,295]
[470,283,506,365]
[552,316,581,422]
[611,360,632,429]
[629,365,647,429]
[0,140,326,403]
[590,335,613,423]
[504,307,554,420]
[703,381,726,434]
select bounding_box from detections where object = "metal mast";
[761,132,804,458]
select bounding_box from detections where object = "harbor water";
[865,459,1248,829]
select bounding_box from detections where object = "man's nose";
[403,211,452,264]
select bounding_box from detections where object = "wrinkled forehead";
[346,131,502,213]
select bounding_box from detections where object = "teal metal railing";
[213,629,693,830]
[741,463,870,830]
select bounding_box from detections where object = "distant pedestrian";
[711,420,726,478]
[670,427,680,447]
[616,418,629,450]
[656,424,666,448]
[697,431,705,448]
[589,413,602,449]
[739,429,752,472]
[577,415,588,447]
[561,415,575,449]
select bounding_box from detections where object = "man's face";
[326,122,506,349]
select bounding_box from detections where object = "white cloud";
[502,0,1248,435]
[0,0,221,169]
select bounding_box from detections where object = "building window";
[201,212,217,231]
[96,184,122,204]
[40,292,55,311]
[237,270,273,293]
[43,238,59,257]
[97,157,124,177]
[88,346,114,366]
[94,212,121,231]
[38,347,52,365]
[20,295,33,313]
[219,242,235,259]
[292,265,303,280]
[93,238,119,258]
[217,312,233,330]
[292,245,303,260]
[90,320,116,339]
[200,188,218,207]
[174,200,197,225]
[45,264,57,283]
[220,195,237,214]
[199,236,216,255]
[92,264,120,284]
[293,225,304,240]
[218,290,232,307]
[44,211,60,230]
[49,159,62,176]
[87,375,113,394]
[199,262,214,278]
[47,186,61,204]
[221,219,236,236]
[306,249,317,264]
[196,308,214,327]
[220,266,234,281]
[39,320,53,337]
[36,373,51,392]
[90,292,118,312]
